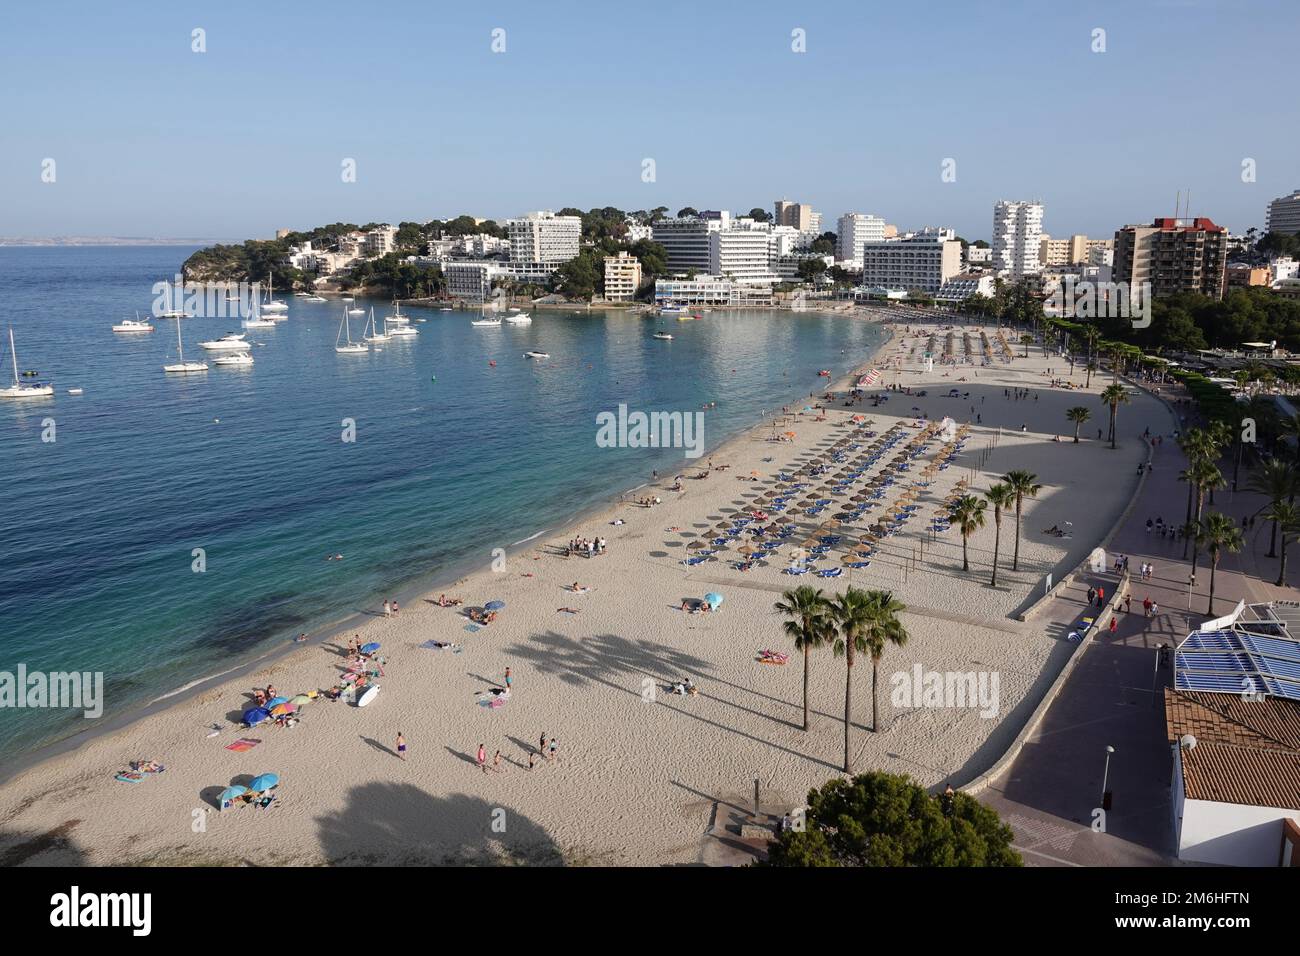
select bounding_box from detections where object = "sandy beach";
[0,313,1174,867]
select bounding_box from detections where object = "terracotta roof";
[1166,689,1300,809]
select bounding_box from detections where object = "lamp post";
[1100,745,1115,810]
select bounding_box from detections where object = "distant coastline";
[0,237,235,248]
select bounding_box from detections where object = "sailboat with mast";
[261,272,288,314]
[362,306,390,344]
[1,327,55,399]
[163,315,209,374]
[335,306,367,353]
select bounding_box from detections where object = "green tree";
[1187,458,1225,578]
[1099,384,1129,449]
[1066,406,1091,443]
[763,771,1021,867]
[1264,501,1300,587]
[1248,459,1297,558]
[984,484,1015,587]
[948,495,987,573]
[830,588,874,773]
[1196,512,1243,614]
[1002,470,1042,572]
[774,586,834,732]
[859,590,909,733]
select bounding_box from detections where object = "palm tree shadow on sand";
[316,783,564,866]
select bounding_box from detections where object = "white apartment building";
[1271,257,1299,283]
[362,224,397,258]
[935,272,996,304]
[859,227,962,294]
[654,275,773,307]
[427,234,510,261]
[709,225,777,284]
[624,222,653,243]
[966,245,993,265]
[1265,189,1300,237]
[768,224,803,258]
[837,213,887,262]
[444,261,506,301]
[603,251,642,301]
[992,200,1044,278]
[506,210,581,263]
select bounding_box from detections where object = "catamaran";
[163,316,208,374]
[112,313,154,333]
[198,332,251,351]
[362,306,390,344]
[335,307,367,353]
[1,327,55,399]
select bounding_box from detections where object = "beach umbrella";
[687,540,706,550]
[243,707,270,726]
[270,702,296,716]
[360,642,381,654]
[289,695,312,706]
[249,773,279,793]
[265,696,289,708]
[703,592,723,608]
[219,785,248,810]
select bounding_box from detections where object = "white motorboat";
[213,351,254,367]
[242,316,277,329]
[198,332,250,351]
[335,308,367,353]
[303,295,327,302]
[294,291,309,297]
[524,350,550,359]
[163,316,208,374]
[1,327,55,399]
[439,307,453,312]
[67,388,84,395]
[471,317,502,327]
[385,301,409,325]
[112,314,154,333]
[504,313,532,324]
[362,307,390,344]
[652,332,673,340]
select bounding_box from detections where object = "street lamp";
[1100,745,1116,810]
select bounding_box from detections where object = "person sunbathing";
[568,582,590,592]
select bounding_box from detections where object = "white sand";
[0,316,1172,866]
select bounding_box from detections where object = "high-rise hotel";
[991,200,1044,278]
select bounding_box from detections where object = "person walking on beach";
[396,732,407,761]
[504,667,512,692]
[382,600,391,617]
[493,750,503,773]
[547,737,558,762]
[476,743,487,773]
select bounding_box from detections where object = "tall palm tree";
[1247,459,1296,558]
[1178,427,1220,558]
[1002,470,1042,572]
[984,483,1015,587]
[1187,458,1225,577]
[1084,360,1098,389]
[1019,334,1032,358]
[1066,406,1091,443]
[1099,384,1129,449]
[774,586,833,731]
[858,590,909,734]
[949,495,987,573]
[830,588,874,774]
[1263,501,1300,587]
[1196,512,1243,614]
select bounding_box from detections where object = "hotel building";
[603,251,642,301]
[507,210,582,264]
[837,213,887,263]
[992,200,1044,278]
[1112,217,1228,299]
[860,228,962,294]
[1265,189,1300,237]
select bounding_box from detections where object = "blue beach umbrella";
[265,696,289,709]
[704,592,723,609]
[219,785,248,810]
[243,707,270,726]
[249,773,279,792]
[360,642,381,654]
[485,600,506,611]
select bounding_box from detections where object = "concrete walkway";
[978,377,1293,866]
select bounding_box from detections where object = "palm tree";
[949,495,987,573]
[1196,512,1243,614]
[1177,427,1220,557]
[1099,384,1129,449]
[1247,459,1296,558]
[774,586,833,731]
[1187,458,1225,577]
[1263,501,1300,587]
[984,483,1015,587]
[1002,470,1042,572]
[830,588,874,773]
[1019,334,1033,358]
[858,590,909,734]
[1085,360,1098,389]
[1066,406,1091,443]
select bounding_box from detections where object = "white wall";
[1179,798,1294,866]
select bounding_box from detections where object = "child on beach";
[396,732,407,760]
[476,743,487,773]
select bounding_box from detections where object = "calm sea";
[0,245,884,760]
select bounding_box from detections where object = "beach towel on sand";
[420,640,462,653]
[225,738,262,752]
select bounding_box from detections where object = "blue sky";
[1,0,1295,241]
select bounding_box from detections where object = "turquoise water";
[0,246,884,760]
